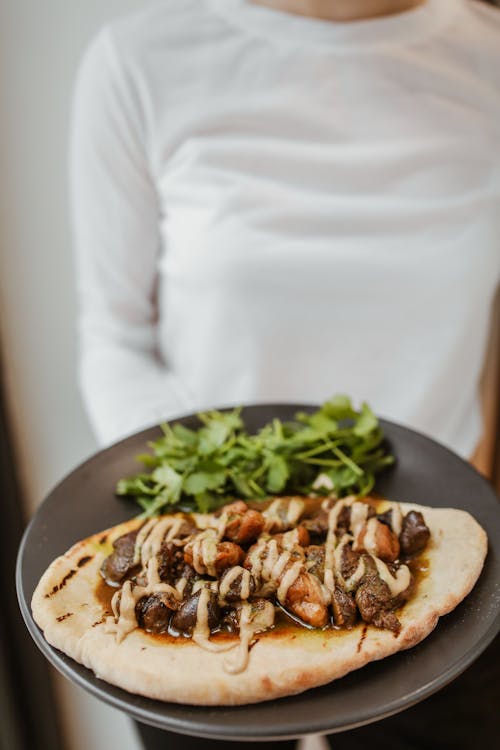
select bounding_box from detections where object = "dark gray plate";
[16,404,500,740]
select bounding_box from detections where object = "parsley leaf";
[116,396,394,515]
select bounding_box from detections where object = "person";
[70,0,500,748]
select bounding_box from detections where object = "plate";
[16,404,500,740]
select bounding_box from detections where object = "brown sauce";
[95,576,116,615]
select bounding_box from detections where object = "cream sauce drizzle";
[362,517,380,556]
[191,586,237,653]
[312,473,334,491]
[263,498,304,532]
[219,566,252,602]
[134,516,187,567]
[105,580,141,643]
[191,529,218,576]
[246,539,304,604]
[390,505,403,538]
[217,510,229,541]
[133,519,157,565]
[224,601,275,675]
[277,561,303,604]
[323,496,356,591]
[372,557,411,597]
[280,528,301,550]
[333,539,366,592]
[175,576,188,598]
[349,502,370,540]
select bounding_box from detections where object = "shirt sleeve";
[70,27,192,446]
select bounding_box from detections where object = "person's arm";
[70,28,192,446]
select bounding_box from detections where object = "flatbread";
[31,500,487,706]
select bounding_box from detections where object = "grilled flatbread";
[31,496,487,705]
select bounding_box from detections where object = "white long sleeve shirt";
[71,0,500,453]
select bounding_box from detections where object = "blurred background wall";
[0,3,149,748]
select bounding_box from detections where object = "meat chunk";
[170,590,220,635]
[301,510,329,541]
[135,593,176,633]
[354,519,400,563]
[400,511,430,556]
[355,572,401,634]
[332,586,357,628]
[304,545,325,579]
[339,543,362,580]
[214,541,245,572]
[223,502,265,546]
[157,541,186,583]
[284,570,329,628]
[184,536,245,575]
[100,530,139,586]
[219,566,256,602]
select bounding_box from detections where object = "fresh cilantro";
[116,395,394,516]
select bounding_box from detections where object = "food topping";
[263,498,305,533]
[353,517,400,563]
[332,585,357,628]
[101,530,139,586]
[221,501,265,545]
[399,511,431,556]
[224,599,275,674]
[219,566,255,602]
[184,531,245,576]
[102,497,430,669]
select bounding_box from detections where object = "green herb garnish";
[116,395,394,517]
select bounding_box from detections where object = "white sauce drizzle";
[261,539,280,579]
[280,528,300,550]
[175,577,188,598]
[245,538,304,605]
[134,516,187,567]
[323,497,356,591]
[270,551,292,581]
[191,529,218,576]
[246,540,266,580]
[105,580,141,643]
[390,505,403,538]
[349,502,370,540]
[191,587,237,653]
[110,590,120,619]
[133,519,157,565]
[345,559,366,591]
[277,561,303,604]
[361,517,380,556]
[372,557,411,597]
[217,510,229,541]
[341,556,366,592]
[224,601,275,675]
[219,566,252,602]
[263,498,304,532]
[191,512,218,530]
[323,568,334,593]
[312,473,334,491]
